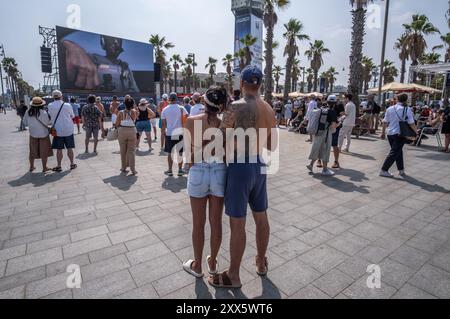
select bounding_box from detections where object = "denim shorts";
[136,121,151,133]
[187,162,227,198]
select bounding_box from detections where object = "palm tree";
[184,57,194,93]
[306,68,314,93]
[291,59,301,92]
[348,0,374,108]
[419,52,441,65]
[162,62,172,93]
[403,14,440,66]
[326,67,339,93]
[394,34,409,83]
[222,54,235,93]
[305,40,330,92]
[382,60,398,84]
[433,33,450,62]
[283,18,309,99]
[273,65,283,93]
[2,57,19,106]
[240,34,258,67]
[263,0,290,104]
[205,57,218,87]
[234,49,246,73]
[150,34,174,95]
[170,54,183,93]
[361,56,375,93]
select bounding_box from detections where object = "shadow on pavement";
[313,175,370,194]
[194,280,213,299]
[103,174,138,191]
[76,153,97,160]
[253,277,283,299]
[8,171,71,188]
[416,153,450,161]
[401,175,449,193]
[162,176,187,193]
[336,168,369,183]
[136,150,153,157]
[345,152,376,161]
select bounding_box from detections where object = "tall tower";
[232,0,264,74]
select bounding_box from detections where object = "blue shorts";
[225,158,268,218]
[52,135,75,150]
[188,162,227,198]
[136,121,151,133]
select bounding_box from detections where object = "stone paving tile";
[27,235,70,254]
[114,283,159,299]
[25,272,68,299]
[312,269,354,298]
[297,229,335,247]
[408,263,450,299]
[270,238,312,261]
[337,255,373,280]
[6,247,63,276]
[378,258,416,289]
[126,242,171,265]
[152,270,197,297]
[63,235,111,259]
[430,249,450,273]
[88,244,128,263]
[81,254,130,282]
[124,234,161,251]
[389,245,431,271]
[342,277,397,299]
[0,245,26,262]
[70,225,109,243]
[73,270,136,299]
[42,289,73,299]
[129,253,181,286]
[392,283,437,299]
[46,254,90,277]
[0,267,46,292]
[0,285,25,299]
[327,232,371,256]
[108,225,152,245]
[298,245,349,274]
[289,285,330,299]
[269,258,322,296]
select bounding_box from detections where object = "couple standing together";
[182,66,277,289]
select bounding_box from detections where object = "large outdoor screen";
[56,26,154,95]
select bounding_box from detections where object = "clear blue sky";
[0,0,448,89]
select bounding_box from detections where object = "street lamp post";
[378,0,390,107]
[188,53,196,91]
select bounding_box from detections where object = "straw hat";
[30,97,46,107]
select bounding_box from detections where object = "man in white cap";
[189,92,205,117]
[48,90,77,172]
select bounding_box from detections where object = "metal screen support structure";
[39,26,59,94]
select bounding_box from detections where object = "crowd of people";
[12,63,450,291]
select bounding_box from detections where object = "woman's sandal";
[256,257,269,277]
[70,164,78,170]
[208,271,242,289]
[206,256,218,275]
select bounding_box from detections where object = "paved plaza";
[0,111,449,299]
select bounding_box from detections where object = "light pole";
[378,0,390,107]
[188,53,196,91]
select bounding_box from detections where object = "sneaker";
[399,170,406,177]
[379,171,394,178]
[164,170,173,177]
[322,169,335,176]
[306,164,313,173]
[178,170,186,177]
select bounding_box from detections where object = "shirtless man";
[95,97,106,138]
[208,65,277,289]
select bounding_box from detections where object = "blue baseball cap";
[241,65,263,85]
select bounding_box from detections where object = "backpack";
[307,108,329,135]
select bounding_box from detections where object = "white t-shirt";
[383,104,415,136]
[305,100,317,120]
[23,110,52,138]
[343,102,356,127]
[190,103,205,117]
[48,100,75,137]
[161,104,188,136]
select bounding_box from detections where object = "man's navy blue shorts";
[225,158,268,218]
[332,126,341,147]
[52,135,75,150]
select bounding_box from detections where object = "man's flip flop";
[70,164,78,170]
[256,257,269,277]
[206,256,218,275]
[208,271,242,289]
[52,167,62,172]
[183,260,204,278]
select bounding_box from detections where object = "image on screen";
[56,26,154,94]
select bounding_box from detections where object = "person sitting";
[413,109,444,146]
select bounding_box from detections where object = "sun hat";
[139,98,149,105]
[52,90,62,98]
[30,97,46,107]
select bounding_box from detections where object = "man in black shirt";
[367,94,381,133]
[17,100,28,131]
